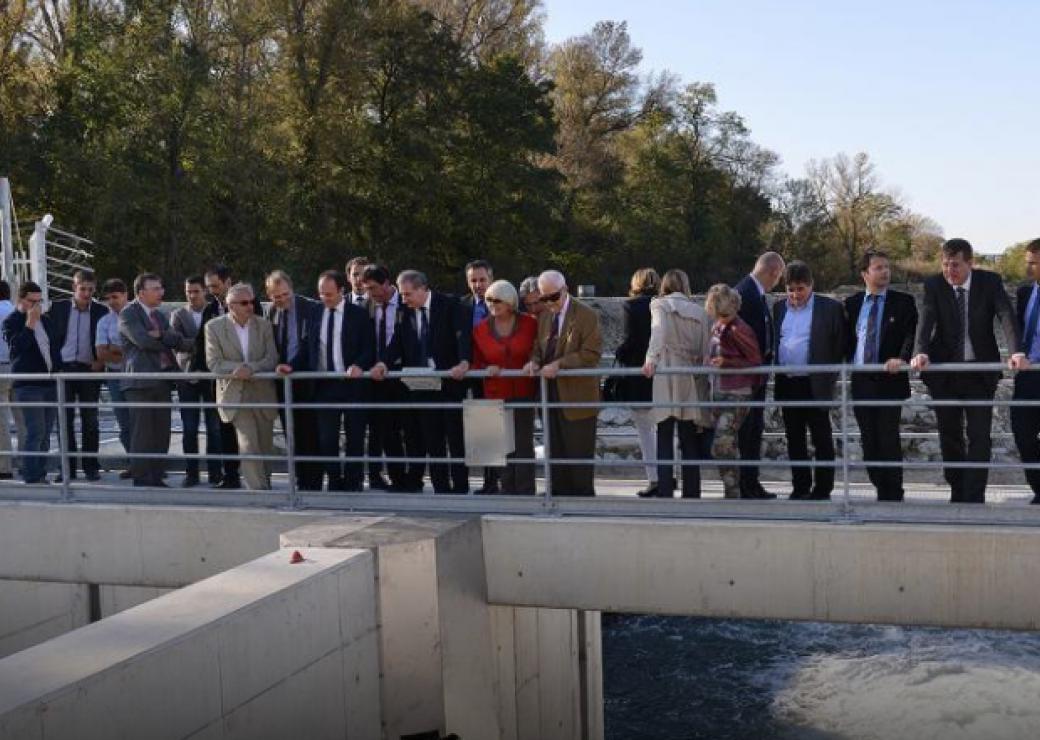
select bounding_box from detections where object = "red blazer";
[472,313,538,400]
[712,316,763,391]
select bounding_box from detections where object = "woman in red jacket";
[471,280,538,494]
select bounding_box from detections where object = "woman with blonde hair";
[615,268,661,496]
[642,269,713,498]
[704,283,763,499]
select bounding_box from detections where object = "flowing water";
[603,615,1040,739]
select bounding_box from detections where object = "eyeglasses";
[485,297,506,305]
[539,291,564,304]
[229,300,254,307]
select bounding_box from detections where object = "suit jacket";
[772,294,847,400]
[204,315,279,423]
[614,294,653,403]
[293,300,375,400]
[118,301,185,390]
[265,294,318,365]
[191,294,264,372]
[391,292,471,399]
[844,290,918,400]
[914,269,1018,390]
[1015,283,1040,395]
[46,298,109,367]
[735,275,773,360]
[2,310,61,386]
[531,297,603,420]
[170,305,205,372]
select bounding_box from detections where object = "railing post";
[540,373,552,505]
[55,376,72,501]
[283,374,299,509]
[840,363,851,515]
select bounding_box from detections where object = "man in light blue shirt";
[95,279,131,464]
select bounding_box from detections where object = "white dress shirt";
[233,319,250,360]
[319,298,347,372]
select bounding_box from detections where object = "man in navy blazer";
[3,281,62,484]
[278,269,374,491]
[1010,239,1040,504]
[772,261,847,500]
[46,269,109,481]
[734,252,785,499]
[844,249,918,501]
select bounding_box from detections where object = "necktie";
[761,293,772,358]
[863,295,880,364]
[277,311,289,363]
[954,287,967,361]
[325,307,336,372]
[419,307,430,366]
[1023,285,1040,357]
[545,315,560,360]
[379,306,388,360]
[150,311,172,369]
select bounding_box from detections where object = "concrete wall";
[482,516,1040,630]
[0,547,381,740]
[0,580,89,658]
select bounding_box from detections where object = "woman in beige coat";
[642,270,714,498]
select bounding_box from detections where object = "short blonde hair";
[485,279,518,311]
[629,268,660,297]
[659,269,691,297]
[705,283,742,319]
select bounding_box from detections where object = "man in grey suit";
[119,273,189,487]
[171,275,223,487]
[772,261,847,500]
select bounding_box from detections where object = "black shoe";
[368,475,392,491]
[636,484,659,498]
[182,474,200,488]
[475,482,501,494]
[0,472,13,480]
[53,472,77,483]
[84,471,101,482]
[742,490,777,500]
[809,490,832,501]
[1032,496,1040,505]
[788,490,811,500]
[215,478,241,489]
[119,469,133,479]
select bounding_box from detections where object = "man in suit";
[389,269,470,493]
[2,281,61,484]
[46,268,109,481]
[461,258,501,494]
[911,238,1021,503]
[171,276,223,487]
[845,249,918,502]
[119,273,188,487]
[523,270,603,496]
[264,270,321,490]
[205,283,279,490]
[278,270,374,491]
[363,264,409,491]
[734,252,785,499]
[773,261,847,500]
[192,265,263,488]
[1007,239,1040,504]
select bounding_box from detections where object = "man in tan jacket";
[204,283,279,490]
[524,270,602,495]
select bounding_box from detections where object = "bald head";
[753,252,786,291]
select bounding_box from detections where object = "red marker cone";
[290,550,305,564]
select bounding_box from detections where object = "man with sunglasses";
[523,270,603,496]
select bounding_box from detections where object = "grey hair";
[518,276,540,298]
[227,282,255,302]
[396,269,429,289]
[755,252,785,273]
[265,270,293,290]
[485,280,518,311]
[537,270,566,291]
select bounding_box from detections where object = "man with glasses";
[523,270,603,496]
[2,282,60,484]
[47,269,108,481]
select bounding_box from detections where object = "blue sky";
[542,0,1040,254]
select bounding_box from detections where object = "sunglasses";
[485,297,506,305]
[539,291,564,304]
[229,300,254,307]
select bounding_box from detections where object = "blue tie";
[863,295,880,364]
[1023,285,1040,357]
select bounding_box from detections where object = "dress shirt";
[948,274,974,361]
[319,299,347,372]
[95,311,125,371]
[191,308,203,330]
[60,303,94,364]
[375,290,400,350]
[854,290,887,365]
[778,294,815,371]
[471,297,488,327]
[1024,283,1040,362]
[554,295,571,338]
[351,292,367,307]
[233,319,250,360]
[275,301,300,362]
[0,299,13,363]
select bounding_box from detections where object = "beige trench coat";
[644,294,713,427]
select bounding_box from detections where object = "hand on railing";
[276,363,293,376]
[884,358,907,374]
[1008,353,1031,371]
[231,365,253,380]
[522,361,539,376]
[540,361,561,379]
[346,364,363,379]
[486,364,502,377]
[642,361,655,378]
[910,354,930,371]
[370,362,388,381]
[449,360,469,381]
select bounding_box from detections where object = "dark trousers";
[776,376,834,499]
[125,384,171,486]
[276,380,322,491]
[852,379,905,501]
[930,374,995,503]
[737,382,767,494]
[177,381,223,480]
[370,379,408,487]
[61,369,100,475]
[315,380,367,491]
[500,405,536,494]
[404,389,468,493]
[546,382,597,496]
[14,383,56,483]
[656,417,713,498]
[1012,371,1040,497]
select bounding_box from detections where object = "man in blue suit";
[734,252,785,499]
[277,270,374,491]
[2,281,62,484]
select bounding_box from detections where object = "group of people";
[1,236,1039,503]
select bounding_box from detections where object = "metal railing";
[1,362,1039,524]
